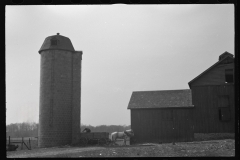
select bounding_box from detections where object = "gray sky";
[6,4,234,126]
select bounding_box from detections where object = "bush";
[194,133,235,141]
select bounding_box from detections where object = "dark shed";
[128,89,194,144]
[188,51,235,133]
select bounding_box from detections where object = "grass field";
[7,139,235,157]
[7,133,234,151]
[194,133,235,141]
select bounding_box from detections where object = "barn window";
[51,39,58,46]
[225,69,233,83]
[218,95,231,121]
[218,108,231,122]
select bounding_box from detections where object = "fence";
[6,136,31,150]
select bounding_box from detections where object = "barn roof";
[188,51,234,88]
[128,89,193,109]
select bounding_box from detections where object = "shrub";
[194,133,235,141]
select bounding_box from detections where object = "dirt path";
[7,146,106,158]
[7,139,235,157]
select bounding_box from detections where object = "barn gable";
[188,52,234,88]
[189,51,235,133]
[128,89,193,109]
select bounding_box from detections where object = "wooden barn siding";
[191,63,234,87]
[131,108,194,144]
[192,84,234,133]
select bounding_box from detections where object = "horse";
[109,129,134,145]
[82,128,91,133]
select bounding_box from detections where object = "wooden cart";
[79,132,111,145]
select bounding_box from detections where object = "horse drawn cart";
[79,132,111,145]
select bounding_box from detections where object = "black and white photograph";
[6,4,235,157]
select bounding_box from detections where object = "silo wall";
[71,51,82,144]
[38,49,81,147]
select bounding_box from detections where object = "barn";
[127,51,234,144]
[127,89,194,144]
[188,51,235,133]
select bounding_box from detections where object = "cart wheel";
[79,137,88,145]
[98,138,107,145]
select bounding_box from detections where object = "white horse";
[110,129,134,145]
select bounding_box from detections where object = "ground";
[7,139,235,157]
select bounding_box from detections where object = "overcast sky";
[6,4,234,126]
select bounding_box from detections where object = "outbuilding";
[128,89,194,143]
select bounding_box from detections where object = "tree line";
[6,122,38,138]
[6,122,131,138]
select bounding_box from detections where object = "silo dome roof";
[39,33,75,53]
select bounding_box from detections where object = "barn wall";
[191,62,234,87]
[131,108,194,144]
[192,84,235,133]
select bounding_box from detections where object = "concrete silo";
[38,33,82,147]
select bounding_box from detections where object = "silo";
[38,33,82,147]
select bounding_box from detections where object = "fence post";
[29,138,31,150]
[172,110,176,145]
[35,137,37,146]
[21,137,23,150]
